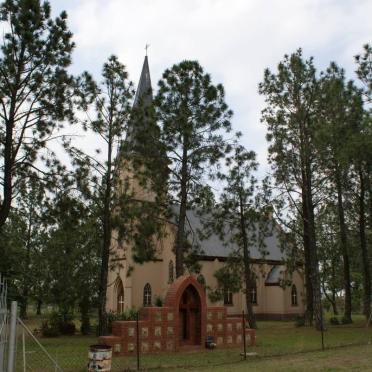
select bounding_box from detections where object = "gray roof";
[173,208,286,261]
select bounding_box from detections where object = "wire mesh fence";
[0,274,9,372]
[6,323,372,372]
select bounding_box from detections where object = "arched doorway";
[178,284,201,346]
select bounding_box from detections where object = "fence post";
[7,301,17,372]
[22,329,26,372]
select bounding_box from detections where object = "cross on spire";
[145,44,150,56]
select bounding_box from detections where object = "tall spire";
[133,55,153,108]
[125,55,154,147]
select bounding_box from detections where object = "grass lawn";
[192,344,372,371]
[14,314,372,371]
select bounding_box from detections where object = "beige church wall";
[115,160,158,203]
[130,260,165,308]
[197,260,273,315]
[263,286,286,314]
[282,269,305,314]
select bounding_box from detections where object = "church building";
[105,56,305,322]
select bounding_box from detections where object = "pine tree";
[316,64,362,322]
[155,60,233,277]
[203,146,270,329]
[355,44,372,103]
[73,56,166,335]
[71,55,134,335]
[0,0,75,228]
[259,49,323,329]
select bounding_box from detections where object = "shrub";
[107,309,138,332]
[48,311,76,335]
[341,316,353,325]
[41,321,60,337]
[80,316,91,335]
[59,321,76,335]
[155,296,163,307]
[329,317,340,325]
[294,315,305,327]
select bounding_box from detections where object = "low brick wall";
[99,306,255,355]
[100,276,255,355]
[205,307,256,348]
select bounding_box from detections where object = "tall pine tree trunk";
[335,167,352,323]
[80,297,91,335]
[331,260,338,316]
[307,190,323,330]
[302,204,314,325]
[358,168,371,320]
[36,299,42,315]
[20,207,33,319]
[98,131,113,336]
[300,129,322,330]
[175,140,188,277]
[239,192,256,329]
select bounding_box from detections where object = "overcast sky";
[49,0,371,176]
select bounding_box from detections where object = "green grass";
[13,314,372,371]
[193,344,372,371]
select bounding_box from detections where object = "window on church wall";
[291,284,298,306]
[168,260,174,283]
[223,286,233,305]
[251,283,257,305]
[115,278,125,313]
[143,283,152,306]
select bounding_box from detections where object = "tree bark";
[80,297,91,335]
[0,47,25,228]
[98,124,113,336]
[306,187,323,330]
[335,167,352,323]
[175,138,189,277]
[36,299,42,315]
[239,191,256,329]
[300,116,322,330]
[0,100,15,228]
[358,167,371,320]
[20,203,34,319]
[322,281,338,316]
[302,199,314,325]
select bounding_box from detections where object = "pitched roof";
[172,207,286,262]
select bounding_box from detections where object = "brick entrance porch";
[100,275,255,355]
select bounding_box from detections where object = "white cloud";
[51,0,372,177]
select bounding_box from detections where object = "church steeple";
[125,55,153,146]
[133,55,153,108]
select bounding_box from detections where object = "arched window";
[115,278,125,313]
[291,284,298,306]
[143,283,152,306]
[251,282,257,305]
[168,260,174,283]
[223,286,233,305]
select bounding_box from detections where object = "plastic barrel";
[88,344,112,372]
